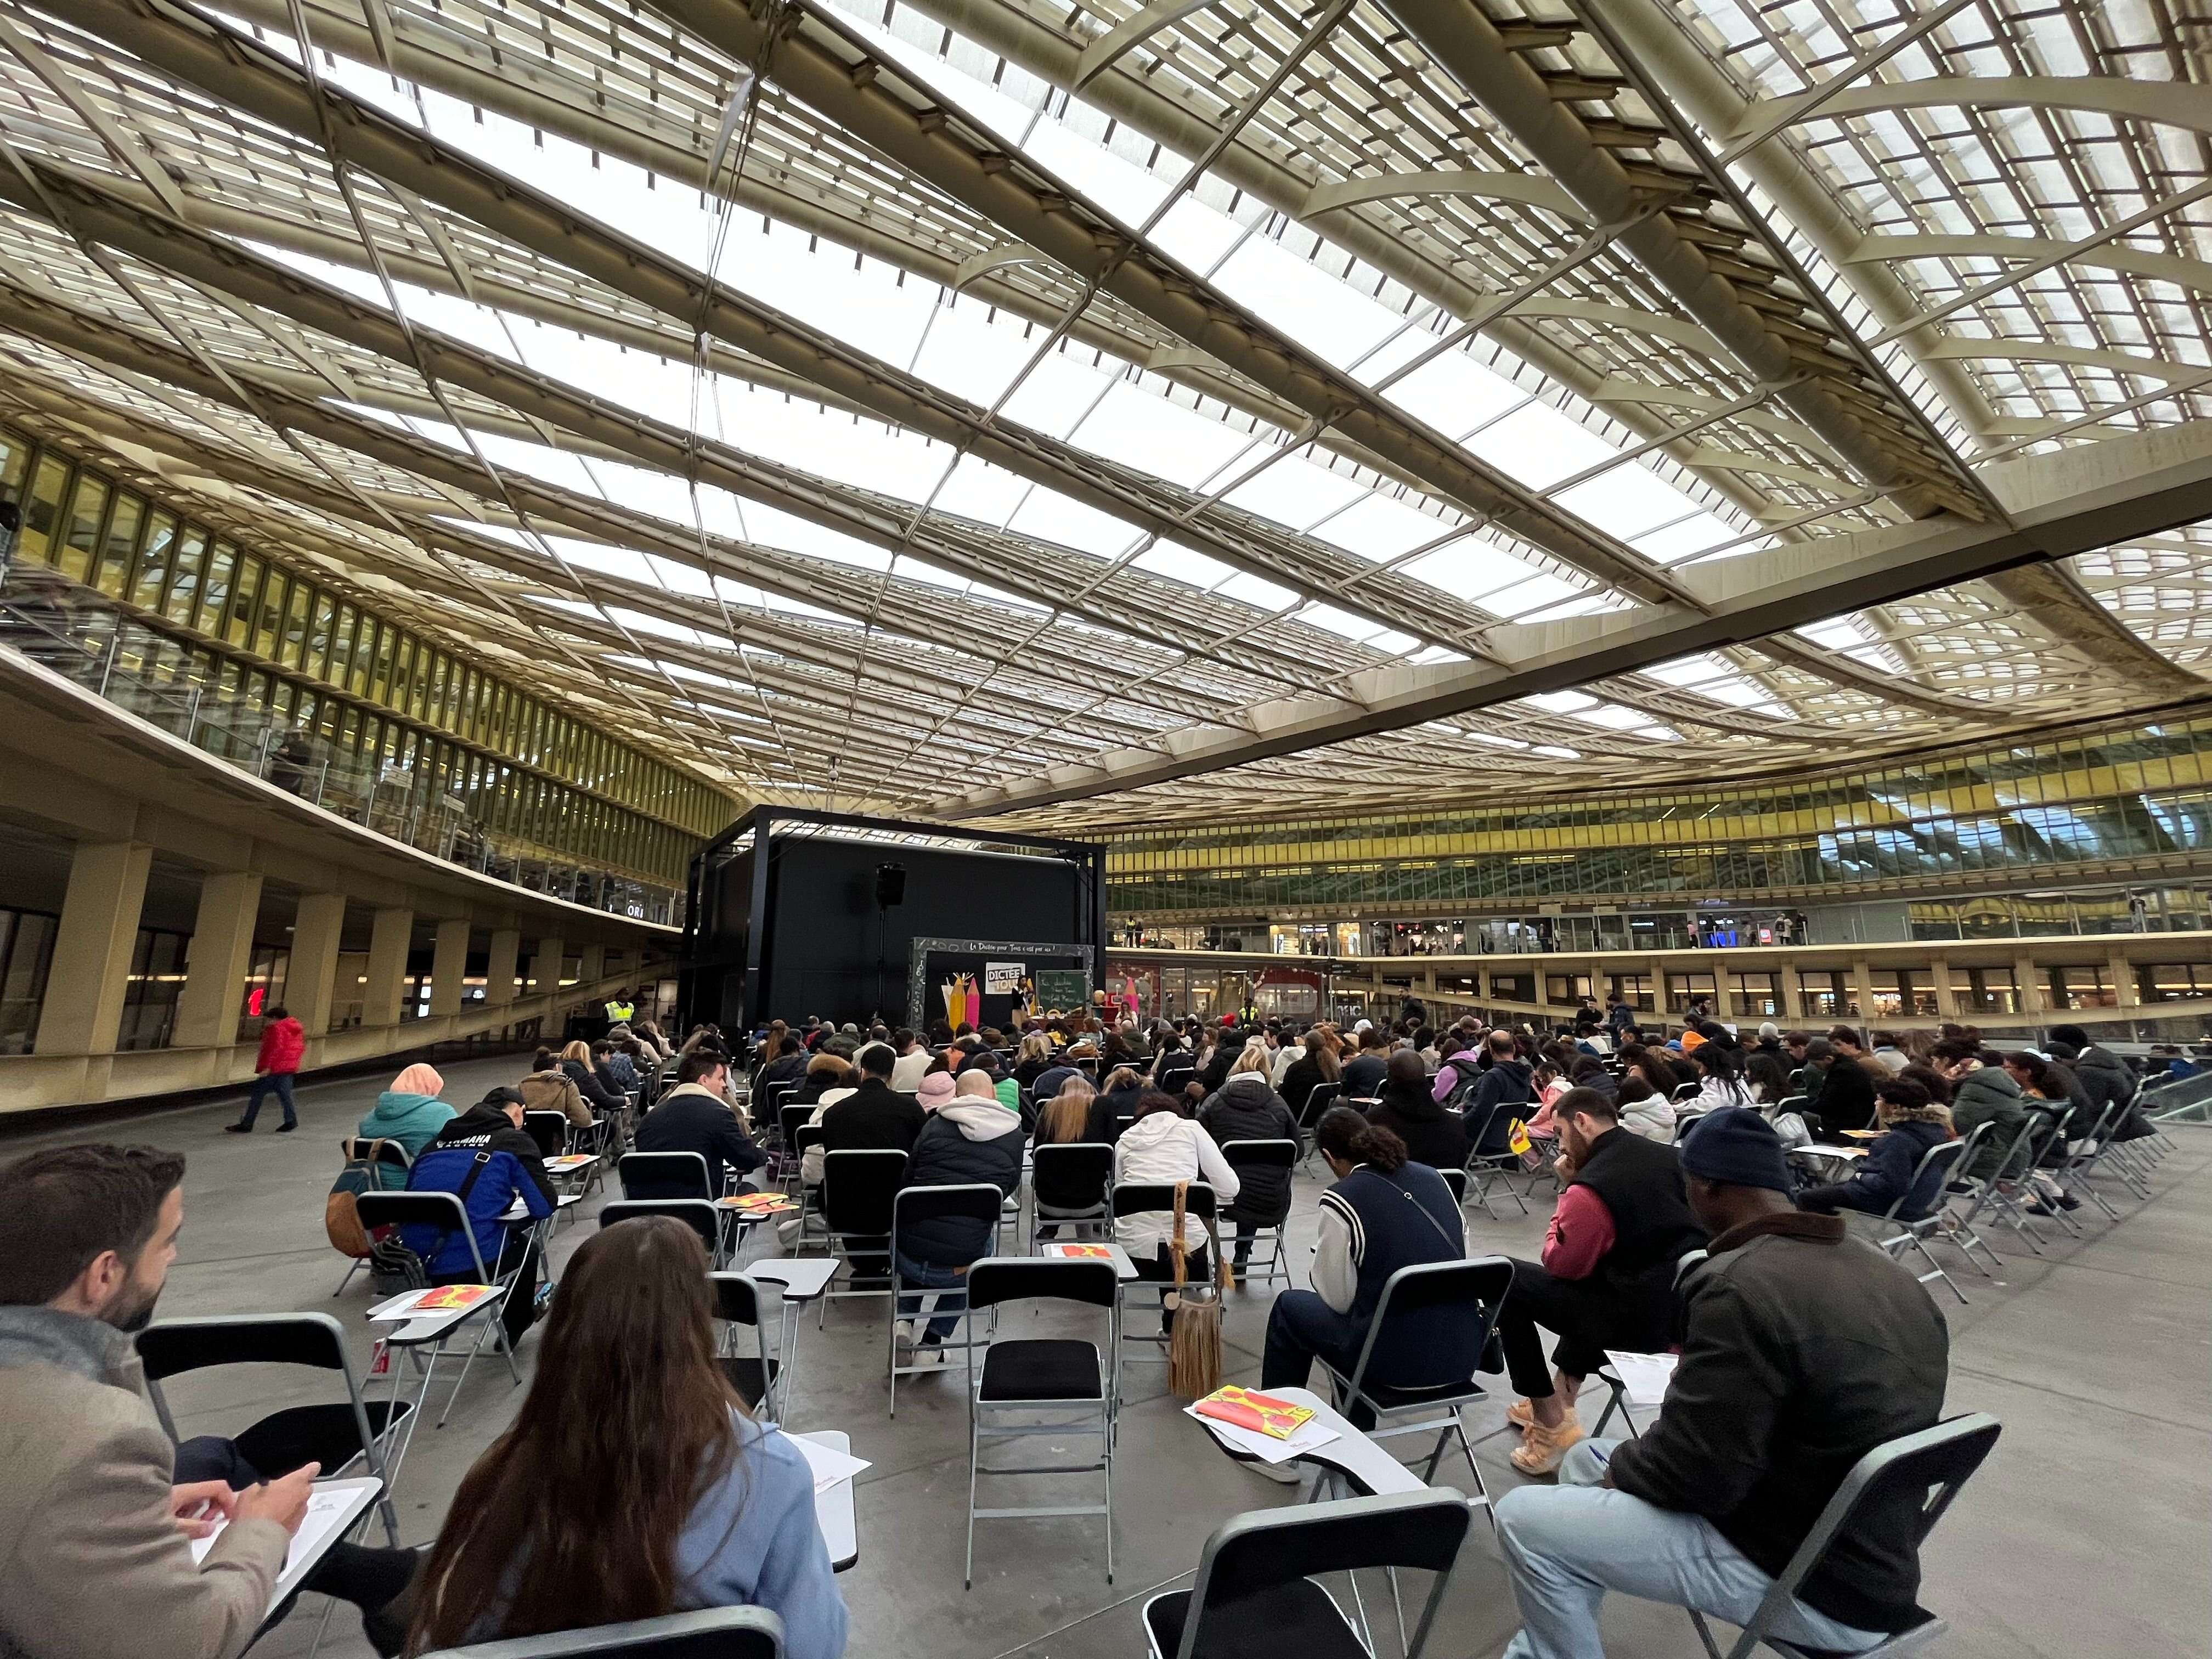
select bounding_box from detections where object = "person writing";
[409,1088,557,1348]
[1488,1087,1707,1475]
[1364,1048,1469,1172]
[405,1217,846,1658]
[520,1048,594,1132]
[355,1062,456,1159]
[1797,1078,1954,1220]
[1255,1109,1466,1477]
[0,1144,415,1659]
[633,1050,766,1197]
[1493,1108,1949,1659]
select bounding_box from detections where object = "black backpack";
[371,1149,496,1295]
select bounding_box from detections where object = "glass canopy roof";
[1,0,2207,833]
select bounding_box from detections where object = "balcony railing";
[0,564,682,927]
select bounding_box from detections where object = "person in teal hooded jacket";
[356,1062,458,1158]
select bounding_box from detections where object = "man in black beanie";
[1493,1107,1951,1659]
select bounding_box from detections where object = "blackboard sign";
[1033,968,1091,1012]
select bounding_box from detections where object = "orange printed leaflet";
[719,1193,797,1212]
[1048,1244,1114,1259]
[412,1285,494,1312]
[1193,1385,1316,1440]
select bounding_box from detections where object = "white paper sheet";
[1604,1350,1679,1408]
[1183,1403,1341,1465]
[188,1482,367,1590]
[1797,1144,1866,1160]
[789,1432,870,1495]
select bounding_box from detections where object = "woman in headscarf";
[357,1062,456,1158]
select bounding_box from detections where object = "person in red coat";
[227,1006,305,1133]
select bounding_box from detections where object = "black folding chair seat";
[979,1338,1101,1402]
[717,1353,782,1414]
[1144,1579,1365,1659]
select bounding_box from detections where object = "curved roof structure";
[4,0,2211,831]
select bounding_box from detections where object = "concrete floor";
[6,1054,2205,1659]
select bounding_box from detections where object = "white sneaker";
[904,1341,947,1369]
[893,1319,916,1347]
[1249,1457,1302,1486]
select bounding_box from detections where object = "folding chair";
[777,1104,816,1192]
[1974,1115,2066,1254]
[2055,1099,2145,1218]
[1158,1065,1197,1099]
[888,1183,1006,1414]
[415,1605,783,1659]
[1589,1249,1706,1440]
[353,1190,523,1430]
[520,1111,569,1160]
[1318,1257,1511,1520]
[962,1257,1118,1588]
[1866,1138,1971,1305]
[816,1148,907,1327]
[1687,1414,2001,1659]
[332,1138,411,1296]
[618,1150,715,1201]
[1295,1081,1345,1172]
[1672,1081,1703,1103]
[709,1271,783,1422]
[1108,1181,1219,1408]
[1030,1142,1114,1246]
[599,1198,725,1266]
[1219,1139,1297,1287]
[138,1313,407,1545]
[1438,1166,1468,1205]
[1143,1489,1472,1659]
[1461,1100,1536,1219]
[1918,1121,2007,1278]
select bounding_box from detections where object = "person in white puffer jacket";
[1111,1090,1241,1290]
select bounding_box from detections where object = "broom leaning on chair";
[1167,1179,1231,1399]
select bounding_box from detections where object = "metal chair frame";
[352,1190,523,1435]
[1687,1414,2001,1659]
[1460,1099,1539,1219]
[888,1182,1005,1414]
[331,1138,411,1296]
[1217,1138,1297,1287]
[815,1148,908,1327]
[709,1271,785,1424]
[415,1605,782,1659]
[1867,1136,1972,1306]
[961,1257,1118,1590]
[1029,1141,1114,1248]
[1107,1181,1220,1419]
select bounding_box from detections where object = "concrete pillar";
[35,839,154,1056]
[1929,955,1959,1020]
[2013,953,2044,1019]
[363,906,413,1028]
[428,917,472,1018]
[578,942,606,988]
[533,935,566,997]
[1712,960,1737,1020]
[171,870,264,1049]
[484,928,522,1008]
[2111,950,2141,1010]
[288,892,347,1037]
[1847,957,1877,1023]
[1779,960,1806,1024]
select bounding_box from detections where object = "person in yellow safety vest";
[604,993,635,1023]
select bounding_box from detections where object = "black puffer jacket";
[2070,1045,2151,1138]
[1198,1075,1298,1221]
[898,1099,1023,1265]
[1365,1086,1471,1175]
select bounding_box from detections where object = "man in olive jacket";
[1495,1108,1951,1659]
[0,1146,309,1659]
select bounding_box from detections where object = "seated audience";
[805,1045,923,1187]
[0,1144,416,1659]
[1035,1075,1109,1148]
[560,1040,627,1119]
[1744,1047,1793,1108]
[1488,1087,1707,1474]
[915,1068,957,1114]
[589,1041,631,1102]
[405,1218,845,1659]
[1431,1036,1483,1104]
[410,1088,556,1346]
[1339,1026,1391,1099]
[1365,1048,1470,1173]
[1614,1075,1675,1144]
[1257,1109,1466,1461]
[793,1049,853,1108]
[521,1047,593,1130]
[1686,1042,1756,1117]
[888,1029,930,1093]
[1031,1041,1094,1106]
[1199,1046,1300,1280]
[1013,1032,1054,1090]
[1464,1030,1537,1159]
[1093,1065,1146,1135]
[893,1071,1023,1367]
[1933,1043,2029,1183]
[1278,1028,1340,1119]
[1798,1078,1954,1220]
[1493,1108,1949,1659]
[1113,1091,1241,1305]
[1870,1030,1911,1074]
[357,1061,456,1158]
[1802,1036,1878,1134]
[633,1051,766,1195]
[759,1034,809,1093]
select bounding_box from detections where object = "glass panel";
[58,473,108,581]
[251,569,286,657]
[131,510,176,610]
[162,528,207,624]
[199,541,235,637]
[223,555,260,646]
[307,591,334,678]
[17,456,69,565]
[280,578,311,668]
[96,493,143,596]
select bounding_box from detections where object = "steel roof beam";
[1375,0,1949,522]
[927,418,2212,816]
[643,0,1689,607]
[63,0,1495,657]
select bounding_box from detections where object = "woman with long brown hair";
[405,1218,847,1658]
